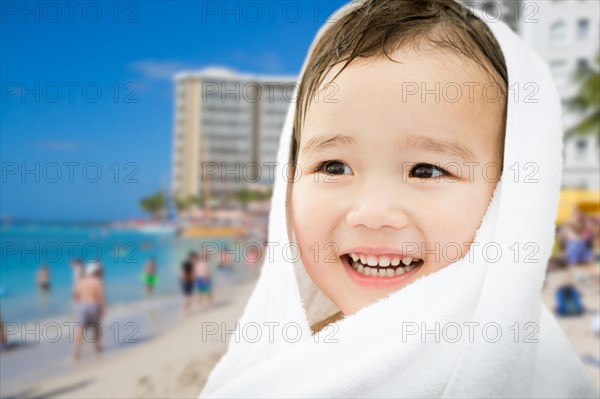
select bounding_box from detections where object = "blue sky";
[0,0,349,221]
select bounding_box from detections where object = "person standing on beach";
[180,252,196,317]
[142,258,158,296]
[0,312,6,346]
[73,262,105,361]
[561,210,593,268]
[37,265,50,292]
[194,252,214,309]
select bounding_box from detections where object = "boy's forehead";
[317,48,499,101]
[303,49,505,157]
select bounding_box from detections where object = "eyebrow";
[301,133,476,162]
[301,134,357,155]
[402,135,477,163]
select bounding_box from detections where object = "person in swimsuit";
[181,252,196,316]
[73,262,105,361]
[142,257,158,296]
[0,312,6,346]
[37,265,50,292]
[194,252,214,309]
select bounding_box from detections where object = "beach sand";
[541,267,600,387]
[4,277,258,399]
[6,268,599,398]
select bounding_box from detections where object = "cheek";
[291,183,343,298]
[291,182,332,261]
[422,182,496,262]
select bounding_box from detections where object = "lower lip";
[341,255,423,289]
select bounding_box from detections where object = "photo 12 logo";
[1,1,140,24]
[201,321,338,344]
[2,82,140,104]
[1,162,139,184]
[3,321,140,344]
[199,1,344,24]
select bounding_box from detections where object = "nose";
[345,181,410,230]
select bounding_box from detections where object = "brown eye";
[319,161,352,175]
[410,163,446,179]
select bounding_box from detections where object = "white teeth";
[347,253,422,277]
[351,254,399,267]
[378,256,390,266]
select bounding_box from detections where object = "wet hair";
[291,0,508,166]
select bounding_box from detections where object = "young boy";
[200,1,599,397]
[290,0,506,318]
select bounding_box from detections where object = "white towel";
[199,1,599,397]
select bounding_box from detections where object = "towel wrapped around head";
[199,1,599,397]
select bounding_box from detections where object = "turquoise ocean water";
[0,223,239,323]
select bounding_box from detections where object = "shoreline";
[1,275,259,398]
[3,276,259,399]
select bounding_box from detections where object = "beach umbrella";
[556,188,600,224]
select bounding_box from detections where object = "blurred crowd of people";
[178,242,263,317]
[550,209,599,336]
[180,251,214,317]
[556,209,600,268]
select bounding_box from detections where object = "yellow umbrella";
[557,189,600,225]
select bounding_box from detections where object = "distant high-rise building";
[171,68,296,200]
[462,0,599,189]
[518,0,599,189]
[173,1,599,200]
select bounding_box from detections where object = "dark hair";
[291,0,508,165]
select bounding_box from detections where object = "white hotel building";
[171,68,295,199]
[518,0,599,189]
[464,1,599,189]
[173,1,599,201]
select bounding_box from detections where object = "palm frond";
[563,52,600,139]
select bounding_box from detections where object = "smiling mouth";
[341,253,424,277]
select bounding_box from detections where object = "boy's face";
[291,48,504,315]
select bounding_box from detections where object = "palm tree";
[139,191,166,219]
[174,195,204,211]
[564,53,600,139]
